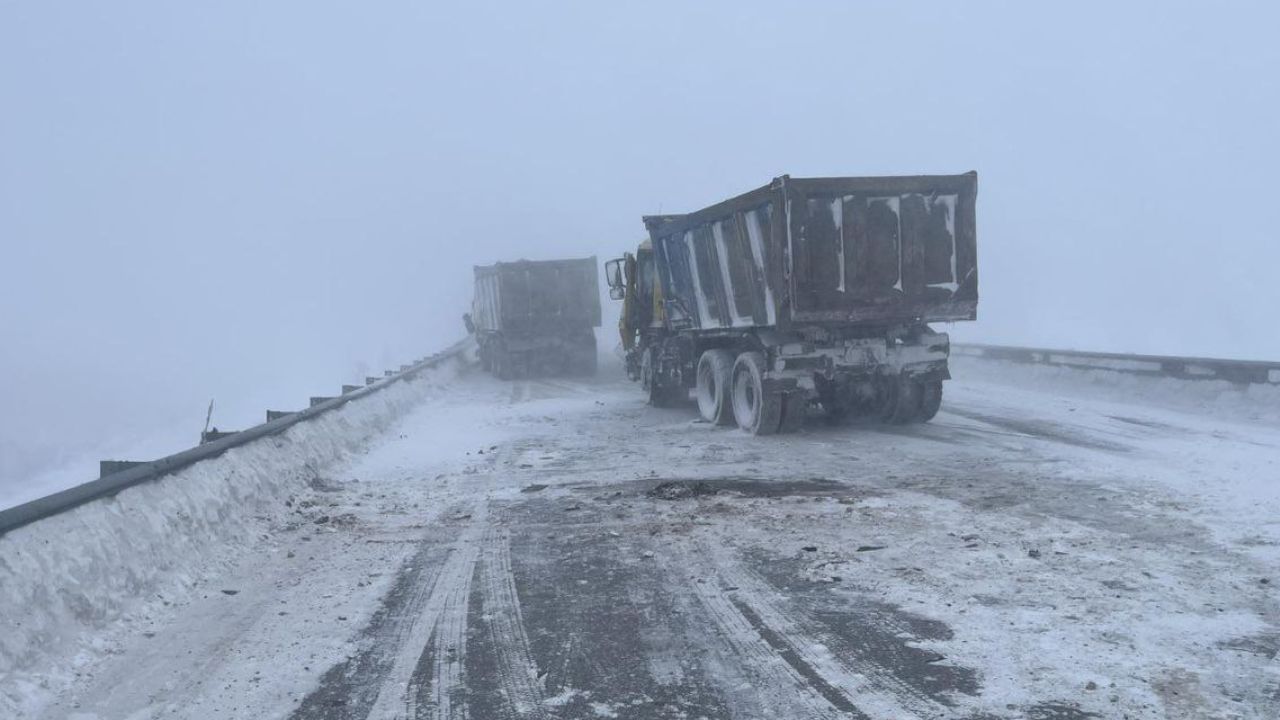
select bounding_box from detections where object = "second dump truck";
[465,257,601,379]
[606,173,978,435]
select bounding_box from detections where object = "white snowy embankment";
[952,355,1280,425]
[0,352,467,716]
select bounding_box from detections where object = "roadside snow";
[952,355,1280,426]
[0,354,466,718]
[946,369,1280,564]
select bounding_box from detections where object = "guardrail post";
[310,396,335,408]
[342,384,360,394]
[365,376,379,386]
[200,429,239,444]
[266,410,296,422]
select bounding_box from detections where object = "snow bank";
[952,355,1280,425]
[0,354,466,717]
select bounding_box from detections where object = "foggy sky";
[2,2,1277,501]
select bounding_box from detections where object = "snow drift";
[952,355,1280,426]
[0,352,467,716]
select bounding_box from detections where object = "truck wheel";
[695,349,735,425]
[822,403,850,424]
[731,352,781,436]
[880,376,920,425]
[777,391,807,433]
[917,380,943,422]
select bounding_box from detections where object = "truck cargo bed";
[471,257,601,335]
[643,173,977,330]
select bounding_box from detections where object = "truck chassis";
[632,322,948,434]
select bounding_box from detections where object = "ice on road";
[28,363,1280,719]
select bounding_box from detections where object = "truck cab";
[605,241,663,380]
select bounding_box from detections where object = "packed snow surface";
[2,353,1277,719]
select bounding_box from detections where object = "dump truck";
[464,257,602,379]
[605,173,978,434]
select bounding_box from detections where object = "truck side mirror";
[462,313,475,334]
[604,258,625,291]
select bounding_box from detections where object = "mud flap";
[777,391,807,433]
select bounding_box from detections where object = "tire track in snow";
[682,563,858,719]
[288,511,478,720]
[502,498,734,718]
[528,378,595,397]
[413,542,476,720]
[474,526,548,718]
[690,539,954,719]
[365,502,488,720]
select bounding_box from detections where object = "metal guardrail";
[5,338,1270,537]
[0,338,473,538]
[953,343,1280,386]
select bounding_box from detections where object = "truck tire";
[917,379,943,422]
[695,349,735,425]
[641,347,659,402]
[822,404,850,424]
[880,376,920,425]
[777,391,807,433]
[731,352,782,436]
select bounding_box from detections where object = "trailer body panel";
[645,173,977,332]
[469,257,601,378]
[472,257,601,335]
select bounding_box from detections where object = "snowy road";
[47,362,1280,719]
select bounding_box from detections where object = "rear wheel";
[731,352,781,436]
[917,379,943,422]
[695,349,735,425]
[777,391,808,433]
[880,376,920,425]
[817,385,851,424]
